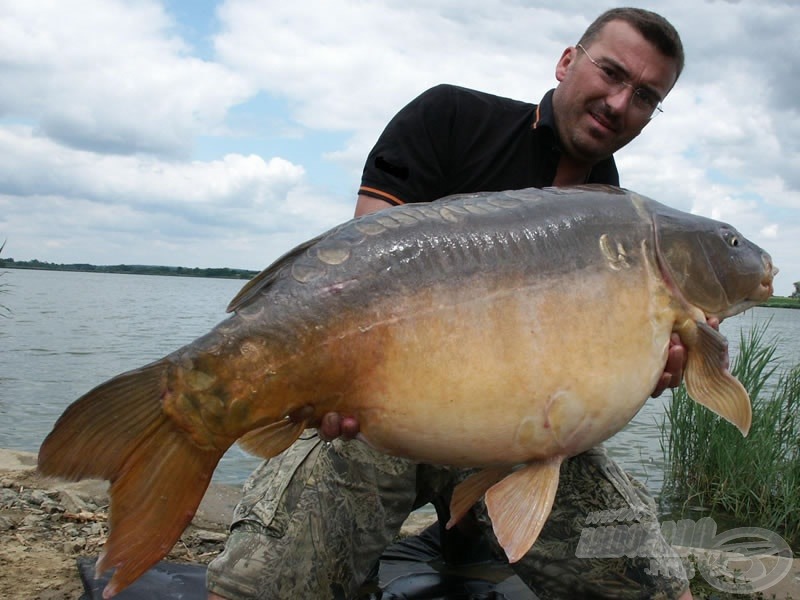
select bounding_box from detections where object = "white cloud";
[0,126,351,269]
[0,0,252,156]
[0,126,304,213]
[0,0,798,292]
[760,224,779,239]
[213,1,578,164]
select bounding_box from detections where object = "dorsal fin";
[226,235,324,313]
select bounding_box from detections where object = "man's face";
[551,20,679,164]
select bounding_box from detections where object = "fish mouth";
[751,260,777,302]
[718,258,777,320]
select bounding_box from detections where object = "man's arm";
[355,194,393,217]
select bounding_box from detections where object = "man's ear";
[555,46,577,82]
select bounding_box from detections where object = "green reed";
[660,320,800,546]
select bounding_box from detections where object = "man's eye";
[600,65,624,83]
[634,89,658,108]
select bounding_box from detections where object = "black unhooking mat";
[78,525,537,599]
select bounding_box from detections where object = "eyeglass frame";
[576,44,664,119]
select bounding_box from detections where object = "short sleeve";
[359,84,459,205]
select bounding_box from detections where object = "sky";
[0,0,798,294]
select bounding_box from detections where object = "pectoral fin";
[238,417,306,458]
[485,456,563,563]
[683,320,752,436]
[447,466,511,529]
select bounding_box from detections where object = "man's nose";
[605,85,634,114]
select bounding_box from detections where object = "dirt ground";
[0,468,88,598]
[0,448,438,600]
[4,448,798,600]
[0,450,231,600]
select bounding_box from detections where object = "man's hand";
[651,317,720,398]
[287,406,360,442]
[651,332,684,398]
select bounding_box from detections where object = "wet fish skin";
[37,185,775,597]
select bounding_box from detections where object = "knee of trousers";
[206,433,419,599]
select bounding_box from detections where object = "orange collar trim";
[359,186,406,206]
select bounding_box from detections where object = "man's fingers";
[650,372,672,398]
[665,338,685,382]
[339,416,361,439]
[319,413,342,442]
[651,334,687,397]
[318,413,361,441]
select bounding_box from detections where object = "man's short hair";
[578,7,685,81]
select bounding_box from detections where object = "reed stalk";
[660,320,800,546]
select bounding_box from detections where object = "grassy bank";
[764,296,800,309]
[660,321,800,547]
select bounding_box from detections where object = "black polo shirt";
[359,84,619,205]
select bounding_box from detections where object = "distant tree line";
[0,242,8,317]
[0,257,258,280]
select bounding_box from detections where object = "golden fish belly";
[344,265,675,466]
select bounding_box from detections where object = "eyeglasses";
[576,44,664,119]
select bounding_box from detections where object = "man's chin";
[570,137,616,164]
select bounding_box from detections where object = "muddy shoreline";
[0,448,437,599]
[2,448,798,599]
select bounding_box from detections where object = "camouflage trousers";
[206,431,689,599]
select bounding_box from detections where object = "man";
[208,7,694,599]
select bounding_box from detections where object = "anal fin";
[447,466,511,529]
[486,456,563,563]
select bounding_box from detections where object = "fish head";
[653,211,776,319]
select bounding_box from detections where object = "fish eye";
[724,231,740,247]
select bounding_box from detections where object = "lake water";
[2,269,799,496]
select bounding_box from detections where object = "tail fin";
[38,360,227,598]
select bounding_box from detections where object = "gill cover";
[652,211,771,318]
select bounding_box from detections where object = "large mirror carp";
[38,184,776,597]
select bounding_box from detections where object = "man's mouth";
[588,107,619,134]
